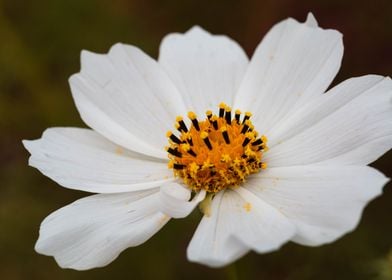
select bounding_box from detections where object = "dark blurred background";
[1,0,391,279]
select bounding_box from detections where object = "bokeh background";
[1,0,392,279]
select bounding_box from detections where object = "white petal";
[187,189,295,267]
[305,12,318,27]
[265,76,392,166]
[186,191,249,268]
[246,166,389,246]
[234,15,343,134]
[159,183,206,218]
[35,190,170,270]
[159,26,249,116]
[23,127,173,193]
[231,187,296,252]
[70,43,187,159]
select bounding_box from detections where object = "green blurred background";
[1,0,392,279]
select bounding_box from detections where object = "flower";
[23,13,392,270]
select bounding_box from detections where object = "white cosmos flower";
[23,13,392,270]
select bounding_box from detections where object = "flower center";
[166,103,268,193]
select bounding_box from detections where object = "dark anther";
[167,147,182,158]
[188,149,197,157]
[169,133,182,144]
[191,118,200,131]
[251,138,263,146]
[173,163,185,170]
[212,119,218,130]
[219,107,225,118]
[225,109,232,125]
[203,137,213,150]
[241,123,249,134]
[222,130,230,144]
[234,112,241,123]
[242,114,251,124]
[242,137,251,147]
[178,120,188,133]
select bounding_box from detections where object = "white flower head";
[23,13,392,270]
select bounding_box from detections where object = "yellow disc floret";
[166,103,268,193]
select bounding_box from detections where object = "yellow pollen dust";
[166,103,268,193]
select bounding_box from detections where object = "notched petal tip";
[305,12,318,27]
[371,169,390,196]
[68,73,78,85]
[80,49,99,64]
[22,139,43,158]
[108,42,138,56]
[384,76,392,87]
[22,139,35,153]
[79,48,117,74]
[159,25,212,49]
[185,25,211,36]
[34,237,47,255]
